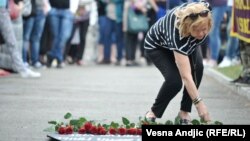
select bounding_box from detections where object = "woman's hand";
[195,101,211,122]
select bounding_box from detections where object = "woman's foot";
[145,111,156,122]
[177,111,192,125]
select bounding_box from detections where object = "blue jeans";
[98,16,106,45]
[225,7,239,59]
[48,8,74,62]
[208,6,227,61]
[103,17,124,61]
[23,10,46,65]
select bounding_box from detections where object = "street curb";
[204,68,250,100]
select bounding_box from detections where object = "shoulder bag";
[127,8,149,33]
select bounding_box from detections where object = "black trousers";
[145,48,204,118]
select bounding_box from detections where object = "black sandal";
[179,119,192,125]
[175,113,192,125]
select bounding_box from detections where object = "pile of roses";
[47,113,143,135]
[46,112,223,136]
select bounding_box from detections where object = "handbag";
[127,8,149,33]
[23,0,35,18]
[0,33,5,44]
[9,0,20,20]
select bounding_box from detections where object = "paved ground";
[0,64,250,141]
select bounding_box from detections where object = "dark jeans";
[64,19,89,61]
[145,48,204,118]
[103,17,124,62]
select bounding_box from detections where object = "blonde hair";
[175,3,213,37]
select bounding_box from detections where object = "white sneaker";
[33,62,44,69]
[218,57,232,68]
[232,57,241,65]
[20,69,41,78]
[24,62,29,68]
[206,59,217,68]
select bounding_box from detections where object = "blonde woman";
[144,1,212,124]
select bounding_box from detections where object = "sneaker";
[206,59,217,68]
[114,60,121,66]
[46,55,53,68]
[20,69,41,78]
[232,57,241,65]
[33,62,43,69]
[56,62,65,69]
[232,76,250,86]
[24,62,29,68]
[98,60,111,65]
[76,60,84,66]
[218,57,232,68]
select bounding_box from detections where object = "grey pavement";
[0,64,250,141]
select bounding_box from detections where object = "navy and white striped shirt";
[144,3,208,56]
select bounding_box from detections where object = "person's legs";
[56,10,73,64]
[23,17,35,64]
[0,9,41,78]
[30,10,46,66]
[219,14,239,68]
[77,20,89,63]
[115,22,124,62]
[0,9,25,72]
[47,9,73,66]
[102,17,114,63]
[64,23,77,62]
[125,32,138,65]
[47,8,60,63]
[208,6,227,66]
[146,49,183,118]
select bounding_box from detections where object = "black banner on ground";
[142,125,249,141]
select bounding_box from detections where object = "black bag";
[0,33,5,44]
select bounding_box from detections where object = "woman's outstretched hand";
[195,101,211,122]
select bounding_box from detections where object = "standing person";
[100,0,124,65]
[64,0,97,66]
[205,0,227,67]
[0,0,41,78]
[22,0,50,68]
[144,1,212,124]
[123,0,148,66]
[46,0,79,68]
[230,0,250,85]
[218,0,240,68]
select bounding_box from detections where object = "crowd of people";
[0,0,249,85]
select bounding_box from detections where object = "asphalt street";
[0,64,250,141]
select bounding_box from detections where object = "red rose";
[78,127,86,134]
[84,122,92,132]
[127,128,137,135]
[65,126,73,134]
[118,127,126,135]
[58,127,66,134]
[97,126,106,135]
[137,128,142,135]
[109,128,117,135]
[89,126,98,134]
